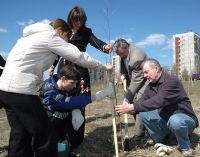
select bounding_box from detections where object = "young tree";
[182,68,189,81]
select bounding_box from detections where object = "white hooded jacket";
[0,22,104,95]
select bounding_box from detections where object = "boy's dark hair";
[59,65,80,81]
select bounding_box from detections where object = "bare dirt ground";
[0,81,200,157]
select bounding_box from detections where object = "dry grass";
[0,81,200,157]
[0,109,9,157]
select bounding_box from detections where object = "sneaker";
[146,138,154,145]
[182,148,194,157]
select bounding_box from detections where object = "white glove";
[95,87,115,101]
[154,143,173,156]
[72,109,84,130]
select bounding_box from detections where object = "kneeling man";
[116,58,198,156]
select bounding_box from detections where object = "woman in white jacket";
[0,19,112,157]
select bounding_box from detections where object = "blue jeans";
[139,110,196,150]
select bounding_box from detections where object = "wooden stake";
[111,98,119,157]
[108,80,119,157]
[123,79,130,151]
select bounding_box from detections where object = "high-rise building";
[112,55,121,83]
[112,55,121,73]
[173,32,200,76]
[89,55,121,84]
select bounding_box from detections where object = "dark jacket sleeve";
[88,28,109,53]
[0,55,6,67]
[51,56,60,68]
[134,77,180,113]
[43,89,92,111]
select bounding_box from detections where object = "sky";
[0,0,200,68]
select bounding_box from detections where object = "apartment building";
[112,55,121,83]
[173,32,200,76]
[89,55,121,84]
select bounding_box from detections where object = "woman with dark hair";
[49,6,112,150]
[66,6,113,150]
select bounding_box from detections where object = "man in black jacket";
[116,58,198,156]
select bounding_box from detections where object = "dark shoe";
[68,151,80,157]
[160,134,177,145]
[123,138,130,151]
[159,134,170,144]
[132,135,145,142]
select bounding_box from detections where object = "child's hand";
[48,66,55,76]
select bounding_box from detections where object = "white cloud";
[162,38,173,50]
[0,28,8,33]
[40,19,51,24]
[161,54,168,58]
[110,39,115,44]
[116,36,133,43]
[17,19,50,28]
[125,37,133,43]
[111,34,173,52]
[17,19,35,27]
[110,35,133,44]
[135,34,168,47]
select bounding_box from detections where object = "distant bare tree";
[162,66,171,75]
[182,68,189,81]
[171,64,178,76]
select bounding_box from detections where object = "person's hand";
[48,66,55,76]
[121,75,125,82]
[103,64,113,72]
[115,103,134,115]
[104,44,113,53]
